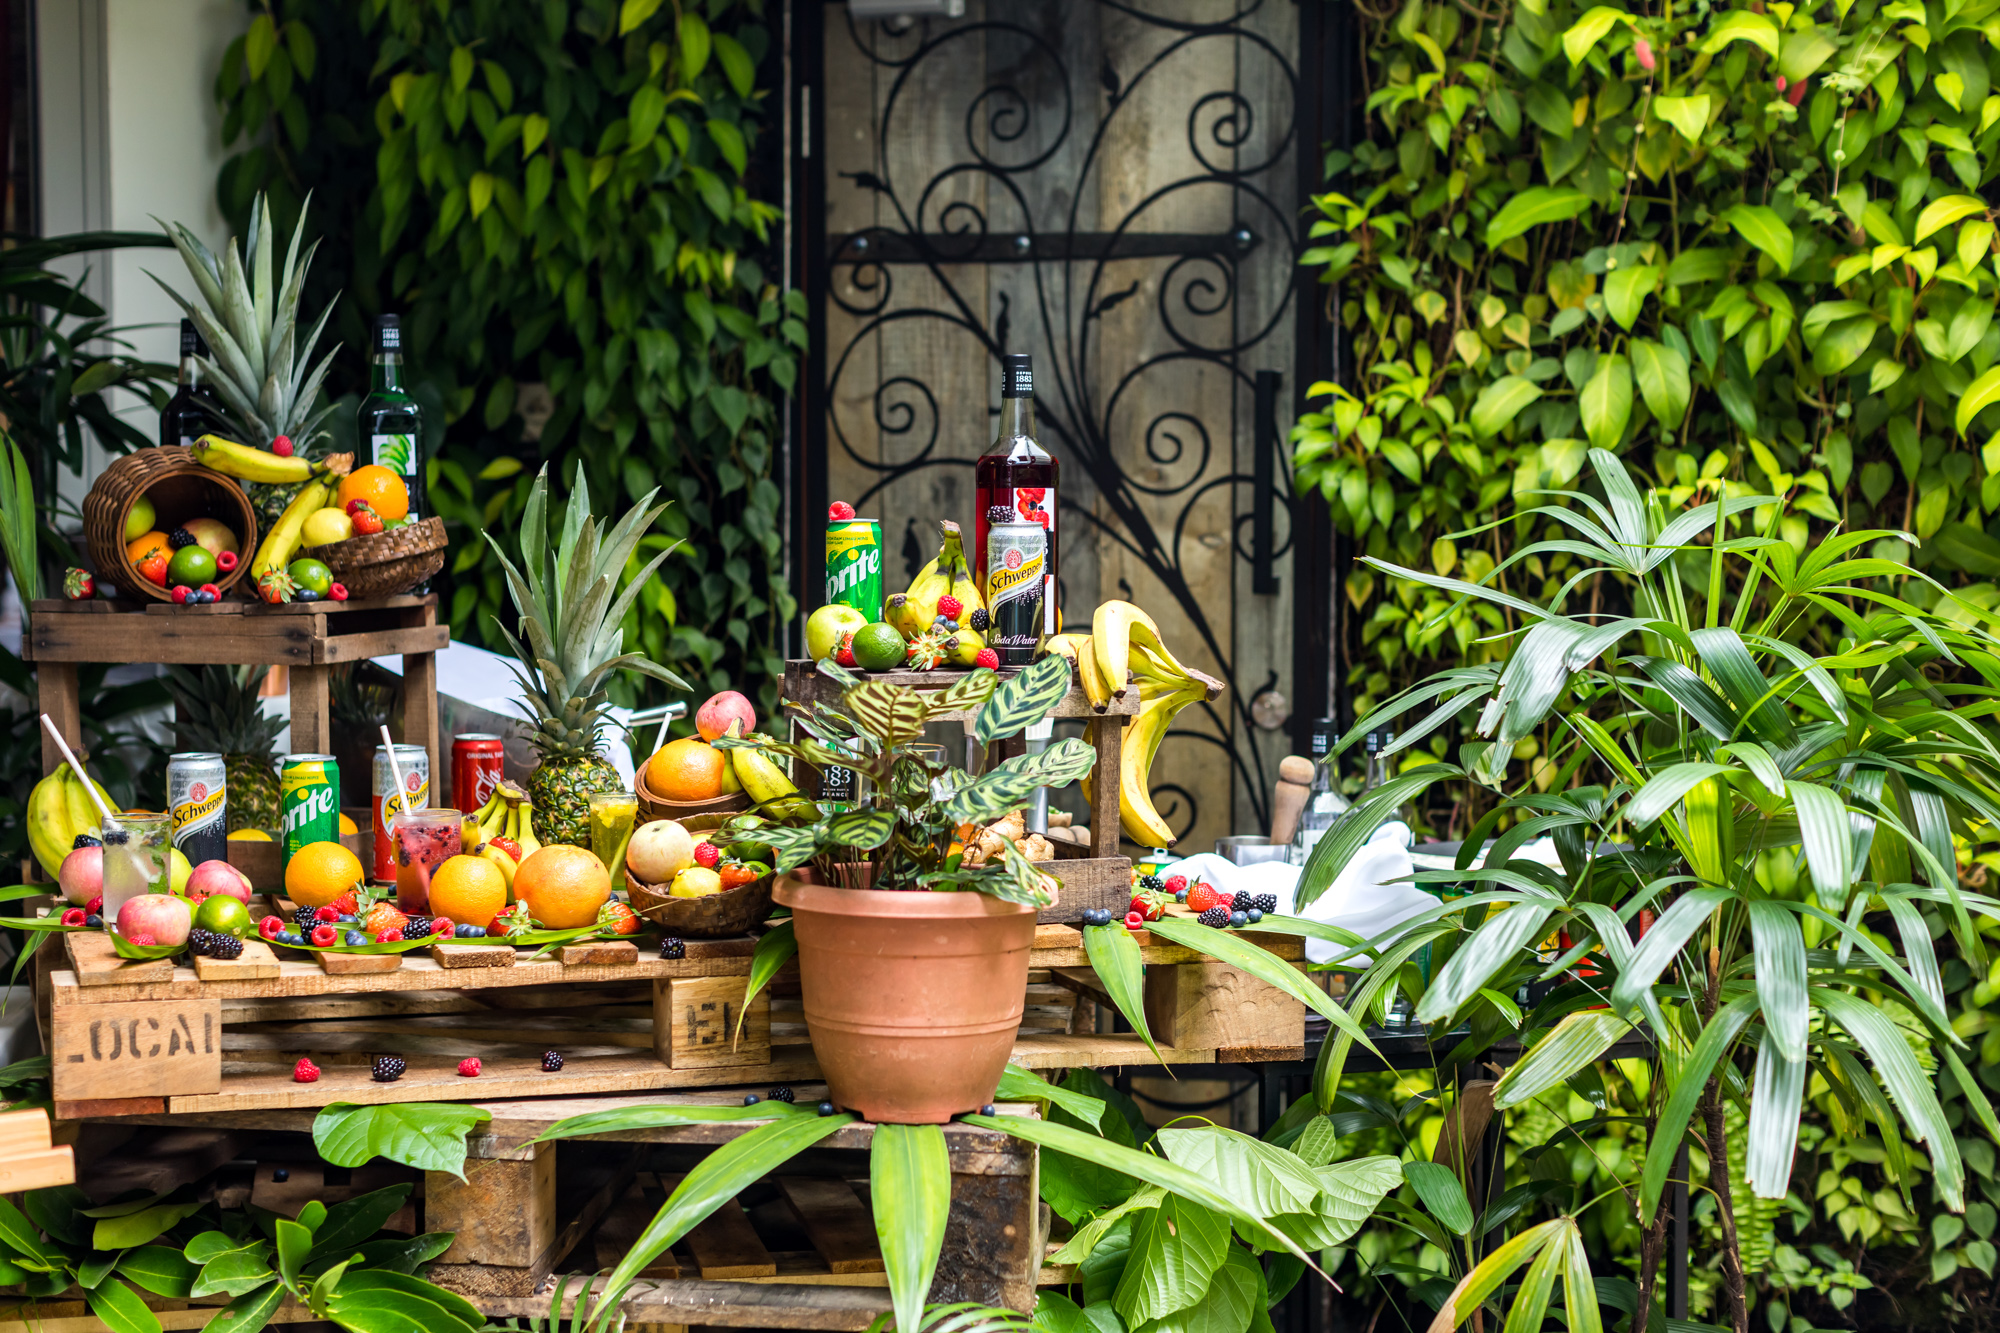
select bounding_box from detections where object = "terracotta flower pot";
[773,876,1037,1124]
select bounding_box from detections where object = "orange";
[646,738,727,802]
[337,465,410,522]
[126,531,168,562]
[428,854,507,928]
[285,840,365,908]
[513,845,612,929]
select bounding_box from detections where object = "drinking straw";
[379,726,408,817]
[39,714,116,826]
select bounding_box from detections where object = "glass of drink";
[392,808,463,913]
[589,791,639,885]
[101,813,170,931]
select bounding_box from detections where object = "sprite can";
[282,754,341,870]
[825,518,884,621]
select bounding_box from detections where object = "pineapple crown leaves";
[482,466,691,755]
[162,665,286,754]
[146,192,342,446]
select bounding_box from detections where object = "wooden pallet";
[46,922,1306,1117]
[24,594,444,795]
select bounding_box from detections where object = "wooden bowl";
[634,760,750,824]
[300,515,447,600]
[624,812,774,938]
[82,448,258,600]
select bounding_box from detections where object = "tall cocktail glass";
[101,813,170,931]
[393,808,463,913]
[589,791,639,884]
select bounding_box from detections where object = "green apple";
[806,603,869,661]
[124,494,156,542]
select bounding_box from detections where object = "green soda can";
[282,754,341,870]
[825,518,884,621]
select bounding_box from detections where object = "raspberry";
[311,924,337,947]
[433,918,455,939]
[315,906,339,922]
[693,842,720,869]
[87,896,102,915]
[937,594,963,619]
[458,1057,481,1078]
[211,934,243,960]
[975,648,1000,669]
[1197,906,1230,927]
[127,934,155,947]
[216,550,238,572]
[542,1051,564,1072]
[259,916,284,941]
[371,1055,405,1082]
[60,908,85,927]
[1126,910,1148,930]
[272,436,294,457]
[170,584,190,605]
[828,501,856,521]
[1185,883,1221,913]
[199,583,221,600]
[293,1058,320,1083]
[329,582,348,601]
[1163,874,1188,895]
[375,927,404,943]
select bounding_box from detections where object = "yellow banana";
[190,434,320,484]
[946,626,987,667]
[479,839,518,890]
[26,772,71,878]
[1043,633,1087,664]
[886,561,947,639]
[730,744,818,822]
[62,769,104,841]
[250,476,332,582]
[1092,601,1161,702]
[1116,683,1207,846]
[477,788,509,839]
[513,798,544,860]
[1075,633,1113,711]
[1128,619,1202,683]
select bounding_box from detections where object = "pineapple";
[164,665,285,833]
[485,466,688,845]
[149,194,341,524]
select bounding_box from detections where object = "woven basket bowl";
[82,448,258,601]
[625,813,775,937]
[300,515,447,601]
[634,758,751,824]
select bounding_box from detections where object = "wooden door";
[805,0,1307,855]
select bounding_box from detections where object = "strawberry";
[457,1057,481,1078]
[350,504,384,535]
[133,545,169,586]
[63,568,94,600]
[257,569,297,604]
[311,924,337,947]
[937,594,963,620]
[828,501,856,521]
[259,916,284,941]
[216,550,238,573]
[1185,883,1221,914]
[836,631,858,668]
[491,836,522,862]
[598,901,640,936]
[60,908,85,927]
[364,903,408,936]
[693,842,720,869]
[293,1058,320,1083]
[1128,896,1162,922]
[975,647,1000,669]
[272,436,294,457]
[329,889,359,916]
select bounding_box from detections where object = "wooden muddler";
[1269,754,1316,846]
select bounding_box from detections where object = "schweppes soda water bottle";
[167,752,227,865]
[825,518,884,621]
[986,519,1051,666]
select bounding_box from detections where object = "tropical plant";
[213,0,802,716]
[484,466,688,846]
[716,655,1095,905]
[1291,0,2000,811]
[1301,450,2000,1333]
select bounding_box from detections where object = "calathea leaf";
[976,654,1074,743]
[844,682,929,747]
[828,805,896,850]
[942,738,1097,825]
[751,823,824,874]
[924,668,1000,716]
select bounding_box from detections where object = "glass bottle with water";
[1288,718,1351,867]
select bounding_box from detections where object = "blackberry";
[292,905,320,931]
[985,504,1013,525]
[1229,911,1248,928]
[210,934,243,961]
[404,915,434,939]
[1197,906,1230,927]
[1253,893,1278,914]
[768,1087,795,1103]
[969,607,989,631]
[661,937,686,960]
[541,1050,564,1072]
[168,527,197,549]
[71,834,101,849]
[1231,891,1254,912]
[371,1055,406,1082]
[187,928,215,957]
[1138,874,1164,893]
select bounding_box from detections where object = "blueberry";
[346,931,367,945]
[1229,911,1248,928]
[463,925,484,937]
[272,1168,289,1182]
[1245,908,1264,924]
[743,1094,760,1106]
[980,1104,996,1116]
[818,1101,836,1116]
[338,915,356,924]
[84,914,101,928]
[1175,889,1188,902]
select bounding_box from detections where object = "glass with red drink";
[392,807,462,913]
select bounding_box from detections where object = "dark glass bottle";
[357,315,424,523]
[159,319,220,448]
[973,354,1058,601]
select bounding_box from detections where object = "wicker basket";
[82,448,259,601]
[634,759,751,824]
[624,813,775,937]
[299,515,446,601]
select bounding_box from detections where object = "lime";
[195,893,253,939]
[851,622,908,672]
[288,558,333,595]
[166,545,217,587]
[807,604,869,660]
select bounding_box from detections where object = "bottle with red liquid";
[974,353,1058,602]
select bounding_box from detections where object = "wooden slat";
[775,1178,883,1275]
[676,1175,778,1279]
[193,939,280,981]
[594,1178,681,1279]
[65,933,177,987]
[432,942,514,969]
[0,1148,73,1193]
[560,941,639,967]
[481,1278,894,1331]
[0,1110,51,1158]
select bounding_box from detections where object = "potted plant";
[718,655,1096,1123]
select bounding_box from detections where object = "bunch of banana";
[1051,605,1222,847]
[26,766,115,878]
[885,520,986,641]
[248,452,353,589]
[191,434,327,485]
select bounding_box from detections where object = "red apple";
[695,691,757,742]
[116,893,191,947]
[181,517,240,560]
[185,859,253,905]
[57,846,103,907]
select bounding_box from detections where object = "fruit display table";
[23,593,446,783]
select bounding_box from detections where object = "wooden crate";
[23,594,445,800]
[46,923,1305,1117]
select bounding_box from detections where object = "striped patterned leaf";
[844,683,929,747]
[829,806,896,851]
[974,655,1073,744]
[941,739,1096,826]
[924,668,1000,716]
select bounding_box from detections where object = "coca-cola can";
[453,734,506,813]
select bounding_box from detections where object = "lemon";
[302,507,355,546]
[228,829,272,842]
[851,622,908,672]
[338,813,358,835]
[669,867,723,898]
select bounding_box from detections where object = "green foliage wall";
[1293,0,2000,777]
[214,0,802,717]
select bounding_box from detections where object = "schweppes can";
[825,519,884,621]
[987,520,1050,666]
[167,752,227,866]
[282,754,341,871]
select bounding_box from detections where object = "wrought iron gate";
[788,0,1343,855]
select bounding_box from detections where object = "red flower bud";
[1787,77,1808,106]
[1775,74,1788,91]
[1634,37,1656,70]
